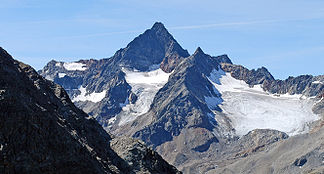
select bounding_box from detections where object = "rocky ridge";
[0,47,180,174]
[221,63,324,97]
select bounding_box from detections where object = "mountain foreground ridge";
[0,47,181,174]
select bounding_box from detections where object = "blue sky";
[0,0,323,79]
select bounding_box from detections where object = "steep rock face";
[111,22,189,72]
[0,47,180,174]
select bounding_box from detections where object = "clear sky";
[0,0,323,79]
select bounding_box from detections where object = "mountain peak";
[112,22,189,71]
[193,47,204,55]
[0,47,13,61]
[151,22,167,31]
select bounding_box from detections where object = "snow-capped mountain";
[40,22,324,173]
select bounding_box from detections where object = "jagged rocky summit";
[0,47,181,174]
[40,22,324,173]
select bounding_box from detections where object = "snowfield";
[55,62,62,67]
[207,68,320,136]
[116,67,171,126]
[72,86,107,103]
[58,73,66,78]
[312,80,323,84]
[63,62,87,71]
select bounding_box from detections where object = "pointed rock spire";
[193,47,205,56]
[112,22,189,71]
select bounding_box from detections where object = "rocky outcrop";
[221,63,275,87]
[213,54,233,64]
[110,137,181,174]
[0,47,180,174]
[229,129,289,158]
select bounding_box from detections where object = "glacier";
[207,68,320,136]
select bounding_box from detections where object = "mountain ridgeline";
[38,22,324,173]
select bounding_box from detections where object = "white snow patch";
[117,68,171,126]
[55,62,62,67]
[207,69,320,136]
[45,75,54,81]
[123,68,170,84]
[312,81,323,84]
[58,73,66,78]
[63,62,87,71]
[72,86,107,103]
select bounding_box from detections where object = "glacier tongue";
[208,69,320,136]
[117,68,171,126]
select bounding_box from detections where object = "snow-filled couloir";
[114,67,171,126]
[207,68,320,136]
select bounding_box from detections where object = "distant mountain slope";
[0,47,180,174]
